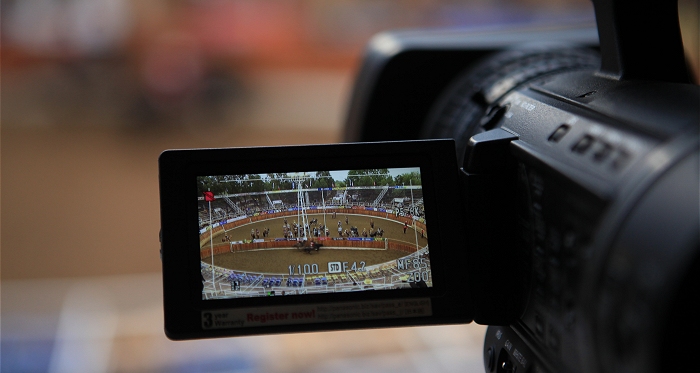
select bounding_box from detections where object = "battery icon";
[327,262,342,273]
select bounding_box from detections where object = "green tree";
[391,172,421,198]
[197,175,231,196]
[269,173,292,191]
[312,171,333,188]
[247,174,263,193]
[312,178,329,188]
[346,169,391,187]
[394,172,422,186]
[219,174,247,195]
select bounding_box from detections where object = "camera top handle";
[592,0,690,83]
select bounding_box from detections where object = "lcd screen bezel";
[159,140,472,339]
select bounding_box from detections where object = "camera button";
[486,346,496,371]
[592,141,614,162]
[480,104,509,130]
[572,134,595,153]
[548,124,570,143]
[610,149,632,171]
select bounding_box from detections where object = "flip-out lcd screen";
[197,168,430,300]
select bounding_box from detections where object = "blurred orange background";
[2,0,697,372]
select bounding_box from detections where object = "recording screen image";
[197,168,430,300]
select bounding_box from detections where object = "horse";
[294,240,323,254]
[370,228,384,238]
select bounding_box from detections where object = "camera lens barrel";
[422,46,600,161]
[342,6,698,371]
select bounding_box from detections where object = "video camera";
[159,1,699,372]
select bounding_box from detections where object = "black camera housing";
[343,1,699,372]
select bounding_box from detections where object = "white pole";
[301,177,308,241]
[411,180,418,251]
[322,189,327,233]
[297,178,300,241]
[209,199,215,293]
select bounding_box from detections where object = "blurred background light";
[1,0,697,372]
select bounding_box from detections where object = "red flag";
[203,191,215,202]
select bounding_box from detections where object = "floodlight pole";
[322,189,327,235]
[209,198,215,294]
[411,180,418,251]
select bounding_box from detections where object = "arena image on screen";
[197,168,431,300]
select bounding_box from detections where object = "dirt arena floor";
[203,212,429,274]
[204,213,428,247]
[208,248,409,274]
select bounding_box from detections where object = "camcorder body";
[159,1,699,372]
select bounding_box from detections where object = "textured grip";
[422,47,600,159]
